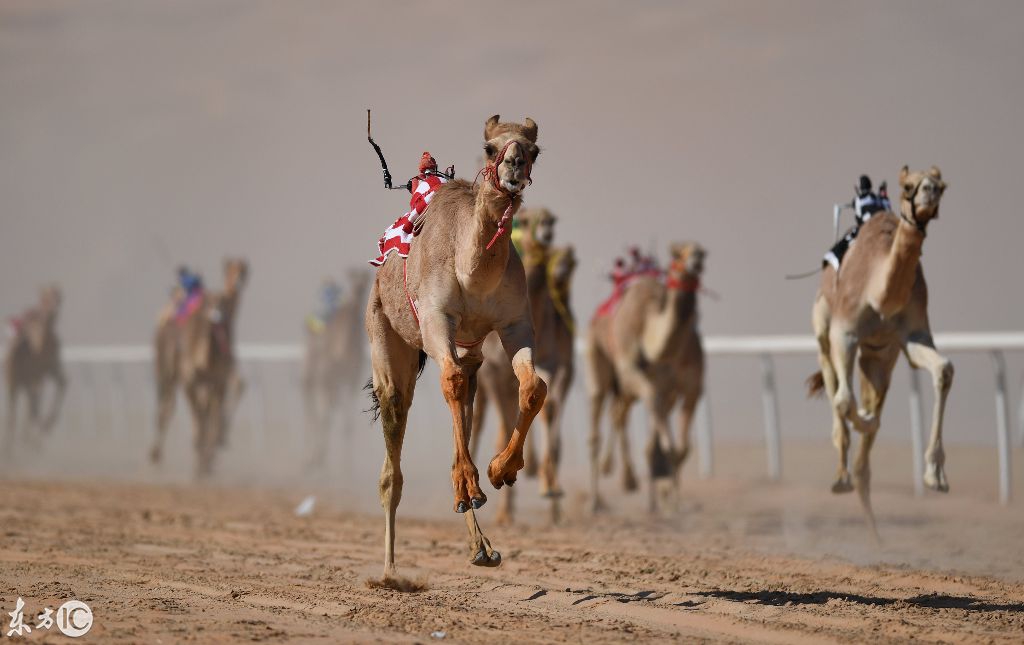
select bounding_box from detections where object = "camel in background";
[302,268,371,468]
[366,115,545,580]
[809,166,949,536]
[472,234,577,524]
[587,243,706,512]
[151,258,249,475]
[4,285,66,447]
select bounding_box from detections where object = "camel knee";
[936,359,954,394]
[520,375,547,417]
[440,361,468,402]
[379,466,404,507]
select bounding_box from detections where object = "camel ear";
[928,165,942,180]
[669,242,684,259]
[898,165,910,184]
[522,117,538,143]
[484,115,501,141]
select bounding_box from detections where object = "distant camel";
[809,166,949,536]
[587,243,706,512]
[5,285,66,446]
[151,258,248,475]
[302,269,371,467]
[365,115,545,579]
[472,238,577,524]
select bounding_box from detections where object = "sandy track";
[1,479,1022,643]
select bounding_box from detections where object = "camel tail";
[363,377,381,422]
[363,351,427,423]
[806,371,826,398]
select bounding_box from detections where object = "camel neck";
[874,217,925,317]
[642,280,698,363]
[457,187,520,293]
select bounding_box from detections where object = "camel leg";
[611,395,639,492]
[854,348,898,540]
[675,380,702,469]
[814,298,852,493]
[220,368,245,447]
[417,312,488,513]
[488,319,547,490]
[41,368,66,433]
[5,384,16,454]
[469,385,487,462]
[645,393,676,514]
[151,372,177,464]
[491,381,519,526]
[185,381,212,478]
[828,326,877,435]
[905,337,953,493]
[368,310,421,579]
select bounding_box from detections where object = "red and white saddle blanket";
[369,174,448,267]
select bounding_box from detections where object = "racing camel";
[5,285,66,447]
[809,165,949,536]
[365,115,545,581]
[302,269,371,467]
[151,259,248,475]
[587,243,706,513]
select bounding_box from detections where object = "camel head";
[346,267,372,298]
[519,208,557,248]
[222,257,249,296]
[898,165,946,228]
[549,245,577,287]
[482,115,540,196]
[667,242,706,282]
[37,284,61,316]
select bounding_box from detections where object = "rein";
[900,181,928,235]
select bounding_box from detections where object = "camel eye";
[484,143,496,159]
[903,183,914,193]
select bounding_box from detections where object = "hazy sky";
[2,1,1022,453]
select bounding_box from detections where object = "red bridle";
[476,139,534,250]
[666,260,701,292]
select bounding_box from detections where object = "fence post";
[1017,379,1024,448]
[696,395,713,479]
[759,354,782,481]
[907,366,926,497]
[991,351,1012,504]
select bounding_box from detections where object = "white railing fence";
[59,332,1024,504]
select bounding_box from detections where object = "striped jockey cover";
[369,174,448,267]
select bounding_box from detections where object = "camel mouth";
[501,179,524,194]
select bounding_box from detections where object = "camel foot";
[831,473,853,494]
[590,495,609,515]
[455,495,488,514]
[487,451,524,490]
[149,446,161,465]
[541,487,564,499]
[621,468,639,493]
[923,462,949,493]
[471,547,502,567]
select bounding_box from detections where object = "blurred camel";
[302,268,372,468]
[808,166,949,537]
[151,258,249,476]
[587,243,706,513]
[472,237,577,524]
[4,285,66,446]
[365,115,545,580]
